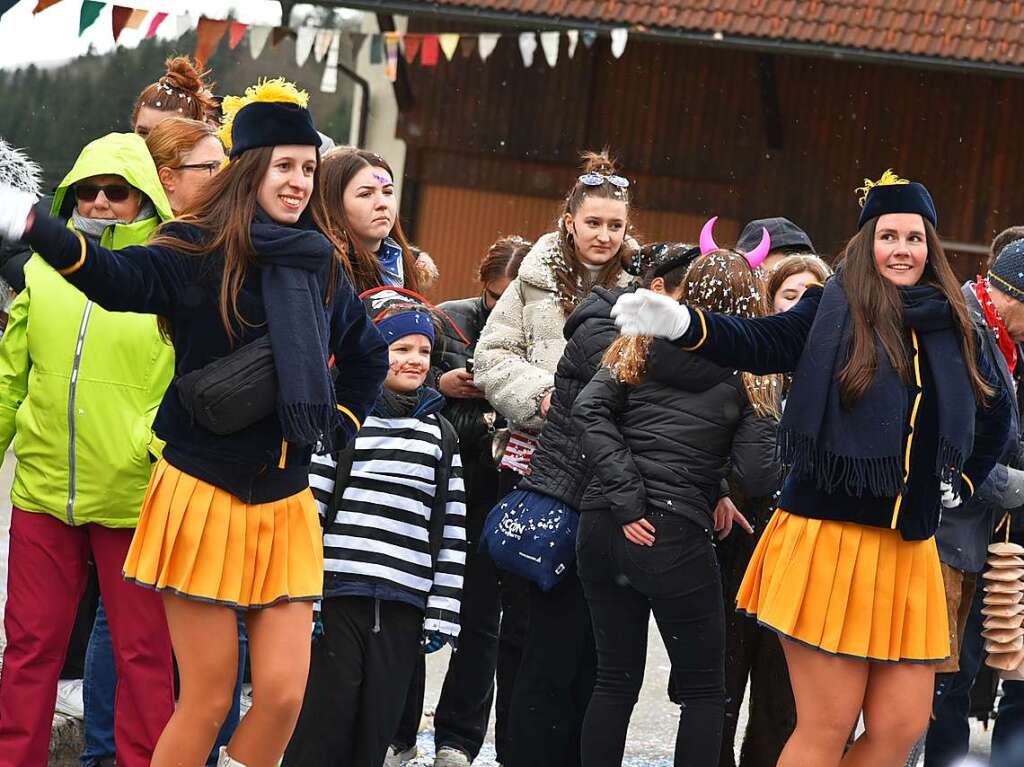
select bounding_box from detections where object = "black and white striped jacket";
[310,391,466,641]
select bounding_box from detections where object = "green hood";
[51,132,172,224]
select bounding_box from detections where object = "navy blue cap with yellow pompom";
[856,169,937,230]
[218,78,321,159]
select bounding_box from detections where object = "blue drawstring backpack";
[480,488,579,591]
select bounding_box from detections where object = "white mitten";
[940,481,962,509]
[0,184,36,241]
[611,289,692,340]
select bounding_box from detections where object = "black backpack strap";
[325,441,358,532]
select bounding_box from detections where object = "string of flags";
[20,1,630,92]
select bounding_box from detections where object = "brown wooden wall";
[393,20,1024,302]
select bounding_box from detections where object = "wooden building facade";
[332,2,1024,302]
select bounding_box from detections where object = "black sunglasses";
[74,184,133,203]
[175,162,221,176]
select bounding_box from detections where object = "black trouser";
[577,509,726,767]
[283,597,422,767]
[394,542,502,759]
[715,497,795,767]
[505,563,595,767]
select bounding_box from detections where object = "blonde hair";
[603,250,782,418]
[145,117,219,171]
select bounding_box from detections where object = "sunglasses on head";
[74,184,133,203]
[578,172,630,189]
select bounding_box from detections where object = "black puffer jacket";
[518,285,630,507]
[573,343,783,527]
[432,295,501,525]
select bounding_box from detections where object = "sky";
[0,0,286,70]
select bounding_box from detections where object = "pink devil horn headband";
[699,216,719,256]
[745,227,772,269]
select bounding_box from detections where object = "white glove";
[611,289,692,340]
[940,481,962,509]
[0,184,36,241]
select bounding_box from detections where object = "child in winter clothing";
[285,302,467,767]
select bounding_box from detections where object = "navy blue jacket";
[26,213,389,503]
[654,285,1011,540]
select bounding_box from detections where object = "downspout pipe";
[336,61,370,148]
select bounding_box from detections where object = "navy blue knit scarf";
[778,276,975,498]
[251,210,340,451]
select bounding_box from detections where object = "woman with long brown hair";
[0,79,389,767]
[611,172,1011,767]
[573,249,781,767]
[319,148,437,294]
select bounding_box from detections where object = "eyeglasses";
[578,172,630,189]
[175,162,221,176]
[74,184,133,203]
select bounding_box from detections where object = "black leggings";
[577,509,725,767]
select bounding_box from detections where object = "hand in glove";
[0,184,36,242]
[610,289,692,340]
[422,631,446,654]
[940,481,962,509]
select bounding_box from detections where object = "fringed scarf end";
[279,402,341,453]
[778,427,906,498]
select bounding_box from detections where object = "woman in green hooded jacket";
[0,132,175,767]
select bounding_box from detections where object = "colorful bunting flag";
[176,13,192,38]
[111,6,132,42]
[0,0,20,19]
[32,0,64,14]
[124,8,146,30]
[439,33,459,61]
[369,34,384,64]
[194,17,228,65]
[539,31,559,67]
[146,12,169,39]
[228,21,247,49]
[404,34,422,64]
[271,26,292,48]
[581,30,597,48]
[478,33,499,62]
[384,32,401,82]
[518,32,537,68]
[313,28,334,63]
[421,35,439,66]
[566,30,579,58]
[249,25,271,59]
[460,36,477,58]
[79,0,104,36]
[610,28,628,58]
[320,32,340,93]
[295,25,316,66]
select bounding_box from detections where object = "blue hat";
[856,170,937,230]
[988,238,1024,304]
[376,310,436,345]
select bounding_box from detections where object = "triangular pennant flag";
[320,32,340,93]
[369,34,384,64]
[518,32,537,68]
[350,32,367,62]
[566,30,579,58]
[194,17,228,65]
[581,30,597,49]
[271,26,292,48]
[228,21,247,49]
[313,28,334,62]
[176,12,193,38]
[249,25,271,59]
[403,34,422,64]
[539,31,559,67]
[1,0,21,17]
[295,25,316,66]
[478,33,499,62]
[384,31,401,82]
[32,0,64,13]
[124,8,146,30]
[460,36,477,58]
[610,28,628,58]
[146,12,169,39]
[79,0,104,36]
[421,35,439,66]
[111,6,132,43]
[439,33,460,61]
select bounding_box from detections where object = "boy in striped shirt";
[285,304,467,767]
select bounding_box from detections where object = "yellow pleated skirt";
[123,459,324,609]
[737,509,949,663]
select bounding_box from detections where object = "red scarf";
[974,277,1017,374]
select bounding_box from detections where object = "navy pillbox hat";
[737,217,815,254]
[229,101,322,159]
[988,238,1024,304]
[858,182,937,230]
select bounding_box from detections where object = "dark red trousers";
[0,508,174,767]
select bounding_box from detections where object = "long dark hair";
[319,149,422,294]
[150,145,345,342]
[836,217,990,408]
[552,149,631,316]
